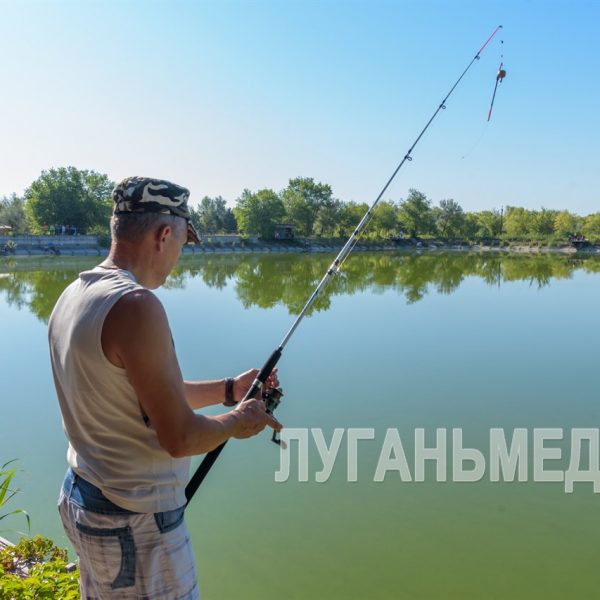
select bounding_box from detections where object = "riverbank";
[1,234,599,259]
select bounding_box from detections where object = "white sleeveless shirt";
[49,266,190,513]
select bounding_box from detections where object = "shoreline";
[0,236,600,259]
[1,241,599,260]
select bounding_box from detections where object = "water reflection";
[1,252,599,322]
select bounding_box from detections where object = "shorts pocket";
[75,522,136,589]
[154,506,185,534]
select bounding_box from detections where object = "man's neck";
[102,244,156,288]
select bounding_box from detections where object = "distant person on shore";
[48,176,281,598]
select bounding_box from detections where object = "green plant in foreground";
[0,536,80,599]
[0,461,30,533]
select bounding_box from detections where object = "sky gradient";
[1,0,599,214]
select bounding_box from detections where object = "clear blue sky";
[1,0,599,215]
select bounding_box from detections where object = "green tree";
[397,189,434,237]
[582,213,600,240]
[530,208,557,237]
[472,210,503,239]
[314,198,342,237]
[337,202,369,237]
[503,207,555,239]
[553,211,577,237]
[461,213,480,239]
[371,200,398,236]
[503,206,534,239]
[281,177,333,237]
[433,199,465,238]
[222,209,237,233]
[191,196,236,234]
[0,194,29,234]
[234,188,285,239]
[24,167,113,234]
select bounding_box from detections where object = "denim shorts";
[58,468,199,599]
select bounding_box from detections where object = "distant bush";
[0,536,80,599]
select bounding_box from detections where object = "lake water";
[1,251,599,599]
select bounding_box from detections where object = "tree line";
[1,166,599,243]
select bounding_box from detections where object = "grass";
[0,461,29,535]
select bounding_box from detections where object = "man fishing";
[49,176,282,599]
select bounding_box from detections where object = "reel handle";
[262,386,284,445]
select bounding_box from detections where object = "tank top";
[49,266,190,513]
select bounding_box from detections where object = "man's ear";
[155,224,172,249]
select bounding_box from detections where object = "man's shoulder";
[102,289,170,367]
[109,288,166,326]
[49,276,83,329]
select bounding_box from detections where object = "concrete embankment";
[0,234,105,257]
[1,234,599,259]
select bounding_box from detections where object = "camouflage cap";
[112,176,200,244]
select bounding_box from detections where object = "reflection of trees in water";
[2,253,599,322]
[169,253,600,312]
[169,256,240,290]
[582,259,600,274]
[0,269,83,323]
[0,274,30,311]
[235,255,340,313]
[500,256,570,288]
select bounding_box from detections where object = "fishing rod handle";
[256,348,282,393]
[185,441,226,503]
[238,347,283,404]
[185,348,283,504]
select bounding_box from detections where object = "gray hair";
[110,212,187,243]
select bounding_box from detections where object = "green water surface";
[1,252,599,599]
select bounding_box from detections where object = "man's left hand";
[233,368,279,403]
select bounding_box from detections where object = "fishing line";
[185,25,504,505]
[460,124,488,160]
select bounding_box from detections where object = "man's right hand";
[230,398,282,439]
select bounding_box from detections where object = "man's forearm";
[170,411,238,457]
[184,379,227,410]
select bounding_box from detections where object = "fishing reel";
[262,386,284,445]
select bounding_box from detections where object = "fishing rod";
[185,24,503,505]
